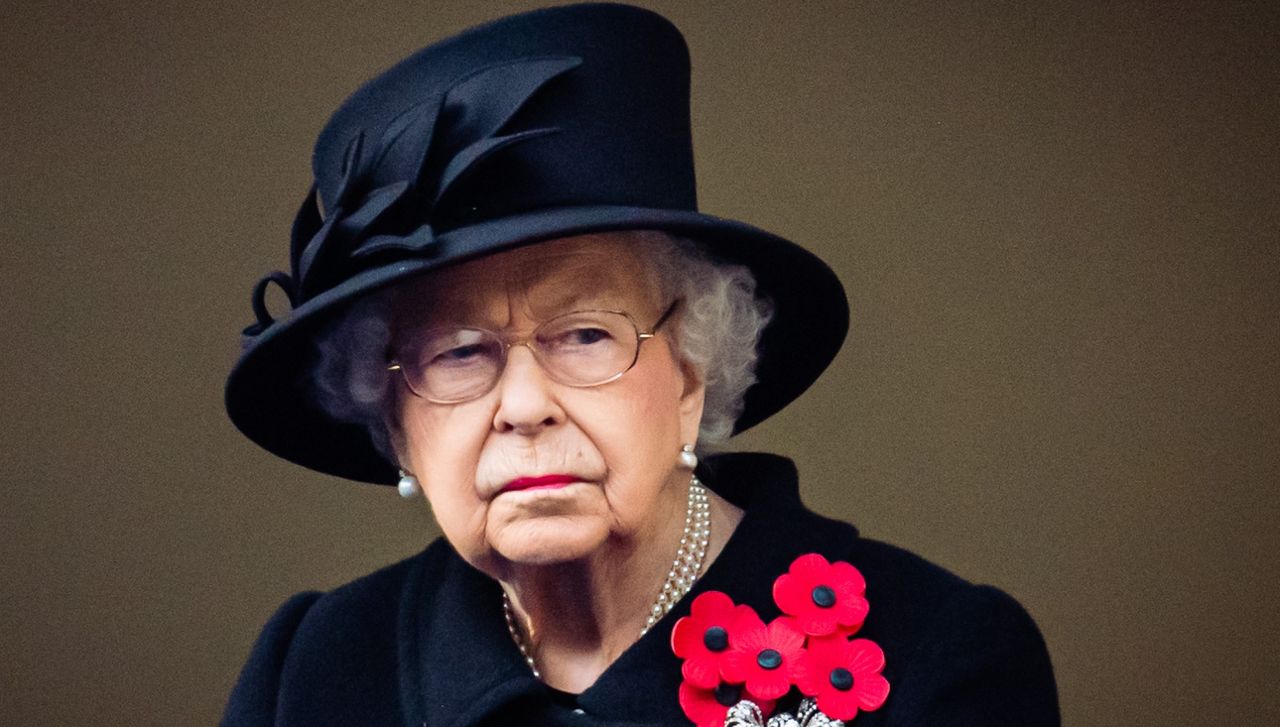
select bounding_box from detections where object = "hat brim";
[225,205,848,484]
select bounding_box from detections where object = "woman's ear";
[677,357,706,446]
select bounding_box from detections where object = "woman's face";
[391,234,705,576]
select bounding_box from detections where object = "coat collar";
[399,452,859,726]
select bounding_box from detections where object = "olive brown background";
[2,1,1277,724]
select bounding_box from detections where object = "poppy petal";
[682,656,721,689]
[847,639,886,675]
[856,673,891,710]
[790,553,831,580]
[830,560,866,593]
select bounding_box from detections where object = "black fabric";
[221,453,1059,726]
[546,687,582,710]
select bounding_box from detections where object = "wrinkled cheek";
[619,380,682,453]
[423,478,486,545]
[403,406,492,561]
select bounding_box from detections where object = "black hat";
[225,3,848,484]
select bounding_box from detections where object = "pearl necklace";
[503,476,712,679]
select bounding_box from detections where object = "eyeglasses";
[388,300,680,403]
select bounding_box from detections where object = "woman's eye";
[557,327,611,346]
[429,343,490,367]
[572,327,610,344]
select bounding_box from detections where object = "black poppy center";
[714,683,742,706]
[756,648,783,670]
[829,667,854,691]
[811,584,837,608]
[703,626,729,652]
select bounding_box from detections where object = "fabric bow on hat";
[243,55,582,337]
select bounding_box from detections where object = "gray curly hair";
[310,230,774,464]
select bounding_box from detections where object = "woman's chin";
[488,515,611,567]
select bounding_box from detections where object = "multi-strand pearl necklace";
[503,476,712,679]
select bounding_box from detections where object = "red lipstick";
[501,474,579,493]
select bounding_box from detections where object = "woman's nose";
[491,345,564,434]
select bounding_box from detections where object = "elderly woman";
[222,5,1058,726]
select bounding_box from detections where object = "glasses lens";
[409,328,504,402]
[534,311,639,386]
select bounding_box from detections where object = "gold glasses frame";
[387,299,681,403]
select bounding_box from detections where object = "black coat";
[222,453,1059,726]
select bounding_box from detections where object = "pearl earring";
[679,444,698,470]
[397,469,420,499]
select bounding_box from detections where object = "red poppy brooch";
[671,554,890,726]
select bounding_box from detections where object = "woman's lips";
[500,474,581,493]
